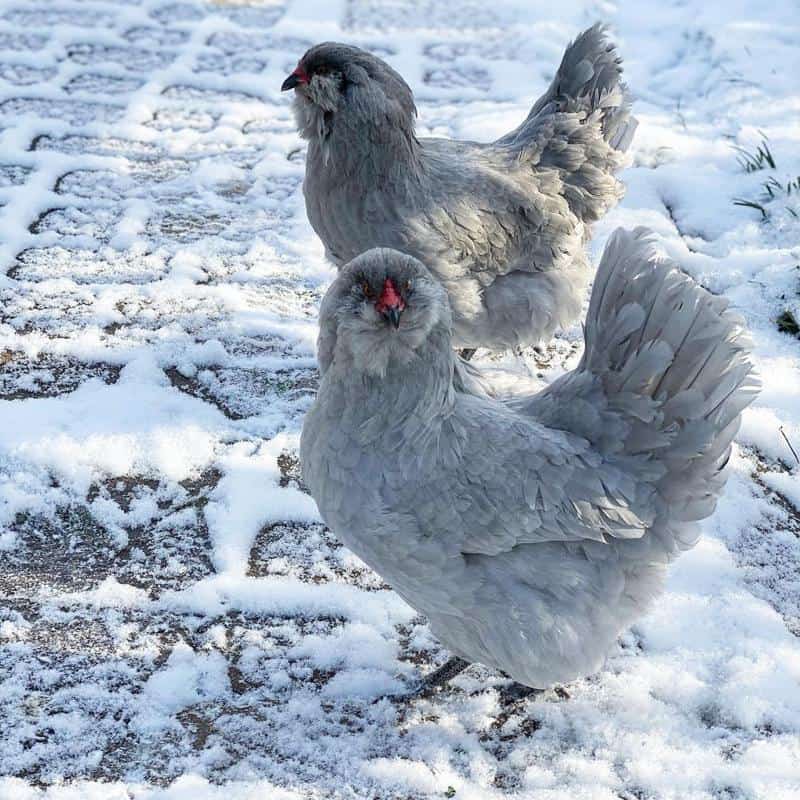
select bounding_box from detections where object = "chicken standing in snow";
[300,228,758,690]
[283,25,637,352]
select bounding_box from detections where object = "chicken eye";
[361,281,373,298]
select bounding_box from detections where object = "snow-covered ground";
[0,0,798,797]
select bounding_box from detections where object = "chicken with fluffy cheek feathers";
[280,32,638,353]
[319,248,450,381]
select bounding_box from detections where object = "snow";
[0,0,799,798]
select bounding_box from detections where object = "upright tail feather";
[501,23,637,152]
[496,23,637,226]
[520,227,759,554]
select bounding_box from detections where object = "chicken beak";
[384,306,403,329]
[281,73,301,91]
[376,278,405,329]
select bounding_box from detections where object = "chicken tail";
[521,227,759,554]
[550,22,637,152]
[496,23,637,226]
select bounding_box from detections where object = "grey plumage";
[285,24,637,350]
[300,228,758,688]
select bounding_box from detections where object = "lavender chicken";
[283,25,637,351]
[300,229,758,690]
